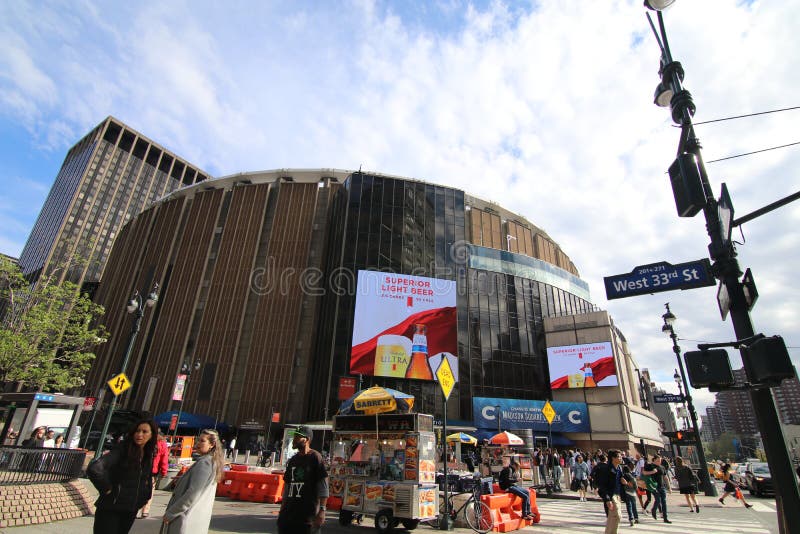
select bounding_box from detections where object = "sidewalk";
[2,477,727,533]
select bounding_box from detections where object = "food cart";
[330,412,439,533]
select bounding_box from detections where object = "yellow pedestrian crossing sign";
[542,400,556,425]
[108,373,131,396]
[436,358,456,401]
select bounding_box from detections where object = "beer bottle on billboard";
[406,324,433,380]
[583,362,597,388]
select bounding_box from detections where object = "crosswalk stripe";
[531,499,771,532]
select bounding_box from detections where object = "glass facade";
[309,172,594,424]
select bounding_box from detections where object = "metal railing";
[0,447,87,485]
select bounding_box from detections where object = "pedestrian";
[140,429,169,518]
[552,449,564,491]
[277,426,329,534]
[43,429,56,447]
[571,454,590,501]
[642,455,671,523]
[718,463,753,508]
[22,426,46,447]
[227,436,237,459]
[54,433,66,448]
[595,449,624,534]
[661,456,674,493]
[674,456,700,513]
[499,459,534,520]
[161,429,225,533]
[87,418,158,534]
[620,464,640,526]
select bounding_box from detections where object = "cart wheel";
[339,509,354,526]
[374,509,395,533]
[400,518,419,530]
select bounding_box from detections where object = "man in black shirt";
[277,426,329,534]
[595,450,623,533]
[642,455,670,523]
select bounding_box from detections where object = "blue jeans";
[506,485,531,516]
[653,487,668,519]
[622,493,638,520]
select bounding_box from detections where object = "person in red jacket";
[140,430,170,518]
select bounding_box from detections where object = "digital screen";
[546,342,618,389]
[350,270,457,381]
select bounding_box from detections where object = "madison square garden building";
[86,167,656,449]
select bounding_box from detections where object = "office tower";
[18,117,210,291]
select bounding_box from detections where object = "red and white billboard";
[350,270,457,381]
[547,342,618,389]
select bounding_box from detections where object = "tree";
[705,431,738,461]
[0,256,107,391]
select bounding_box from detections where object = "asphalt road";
[1,479,780,534]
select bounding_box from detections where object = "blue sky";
[2,0,799,417]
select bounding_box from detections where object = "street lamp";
[644,5,800,529]
[661,303,715,496]
[95,284,158,457]
[673,370,690,430]
[171,358,202,447]
[494,405,502,435]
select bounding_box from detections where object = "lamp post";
[645,4,800,529]
[661,304,715,496]
[673,370,690,430]
[95,284,158,457]
[494,405,502,435]
[170,358,202,447]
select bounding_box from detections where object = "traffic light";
[664,430,696,444]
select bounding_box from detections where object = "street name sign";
[108,373,131,396]
[604,259,715,300]
[653,393,684,403]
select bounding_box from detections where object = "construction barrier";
[482,485,540,533]
[216,470,284,503]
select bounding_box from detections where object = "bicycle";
[428,475,493,533]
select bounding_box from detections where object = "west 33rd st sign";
[604,259,716,300]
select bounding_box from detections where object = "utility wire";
[693,106,800,126]
[705,141,800,164]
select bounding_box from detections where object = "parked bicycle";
[428,475,493,533]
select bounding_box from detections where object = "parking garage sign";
[604,259,715,300]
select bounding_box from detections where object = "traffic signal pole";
[648,10,800,532]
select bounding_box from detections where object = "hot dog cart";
[330,413,438,533]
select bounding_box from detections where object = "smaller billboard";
[547,342,617,389]
[473,397,589,433]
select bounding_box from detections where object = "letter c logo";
[482,406,497,421]
[568,410,581,424]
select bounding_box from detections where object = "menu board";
[330,477,345,497]
[403,432,436,483]
[418,486,438,518]
[344,480,364,509]
[364,481,384,512]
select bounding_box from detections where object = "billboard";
[473,397,589,433]
[546,342,617,389]
[350,270,457,381]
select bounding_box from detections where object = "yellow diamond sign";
[542,400,556,425]
[436,357,456,401]
[108,373,131,396]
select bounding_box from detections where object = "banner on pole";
[172,374,187,401]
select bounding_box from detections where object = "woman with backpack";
[674,456,700,512]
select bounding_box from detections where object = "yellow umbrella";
[446,432,478,445]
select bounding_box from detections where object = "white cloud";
[1,0,798,418]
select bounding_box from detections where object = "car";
[745,462,774,497]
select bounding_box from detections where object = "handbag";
[570,478,580,491]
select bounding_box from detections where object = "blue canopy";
[154,411,228,432]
